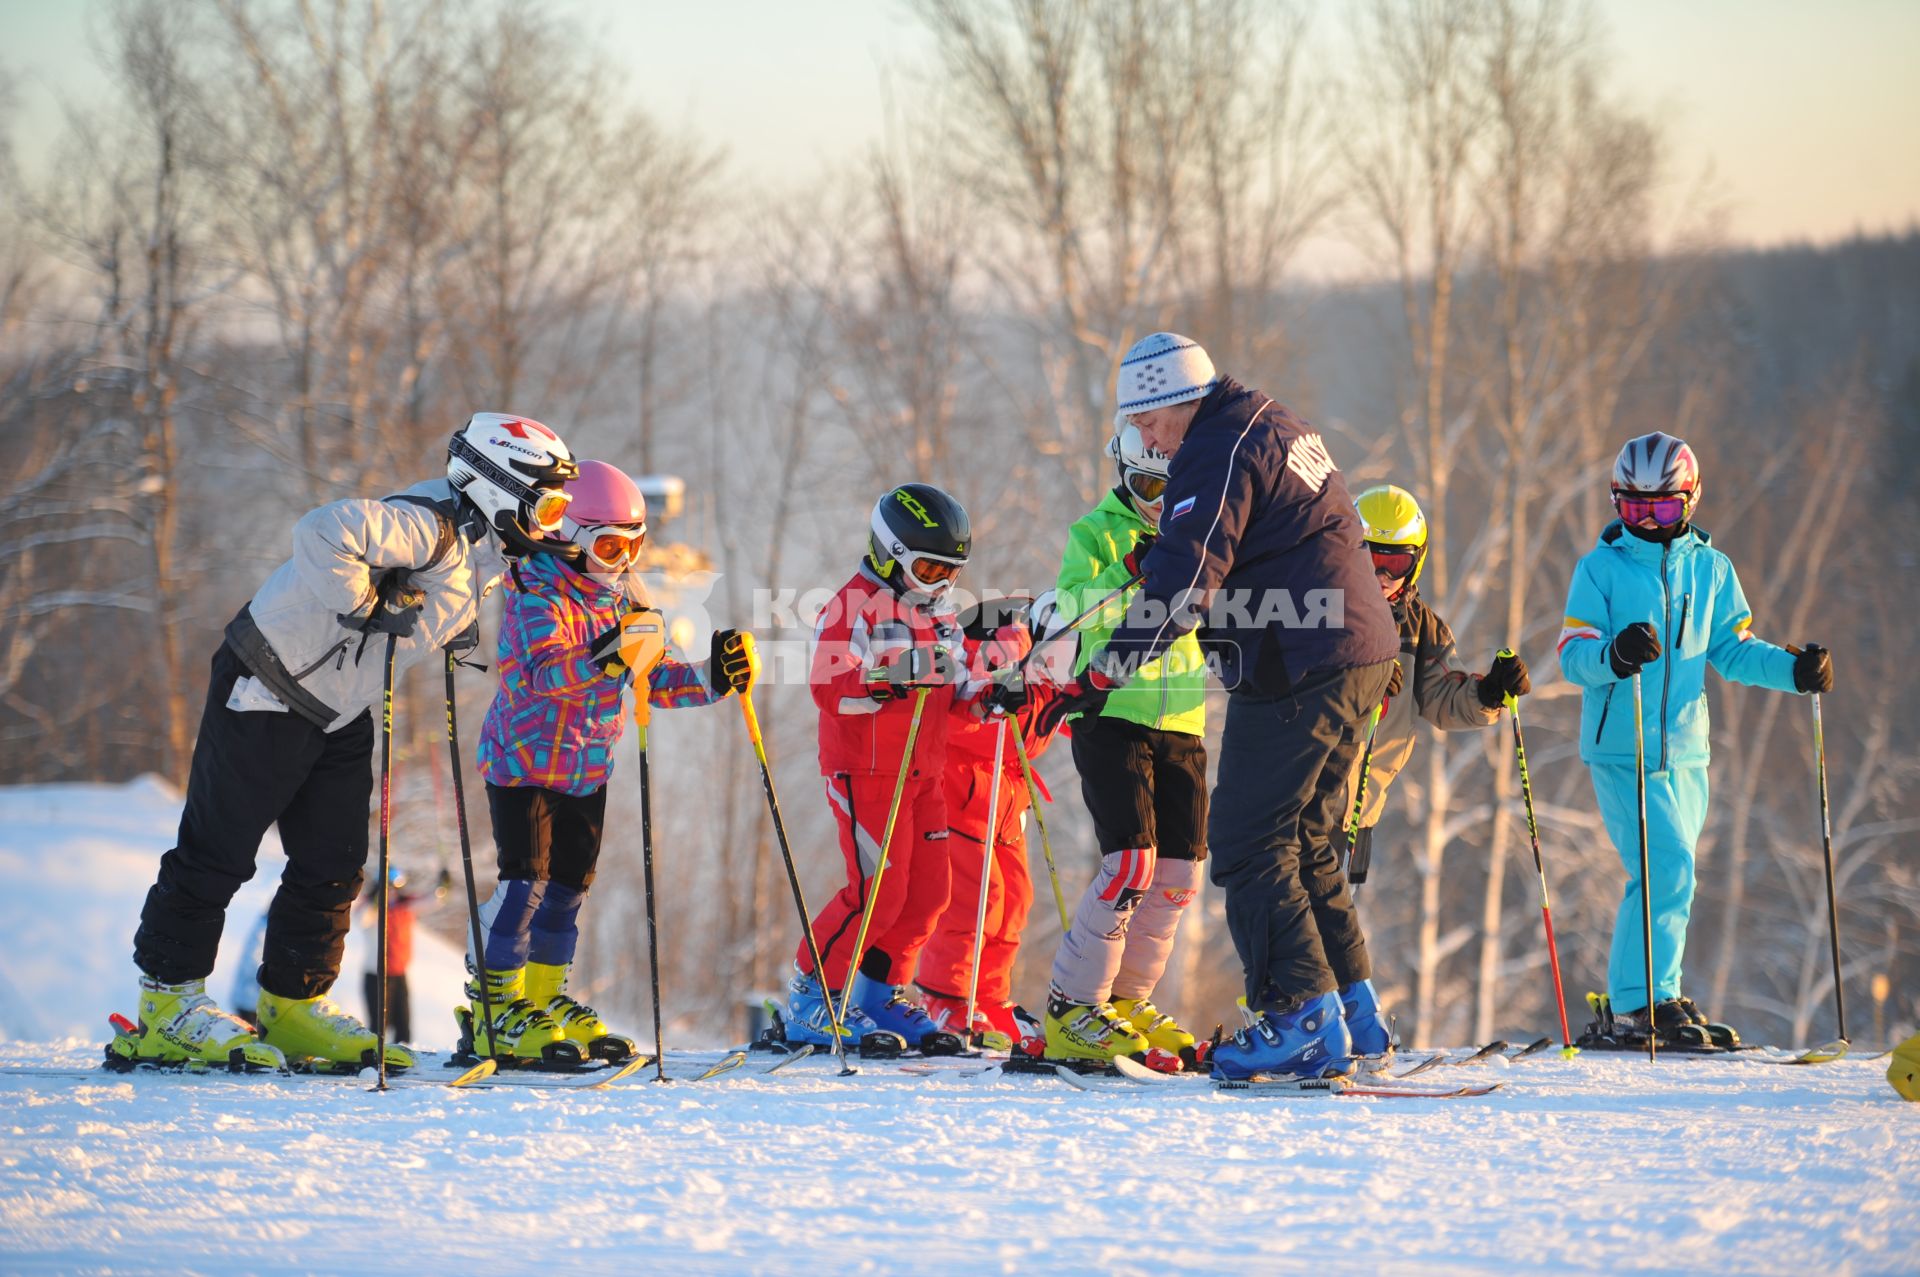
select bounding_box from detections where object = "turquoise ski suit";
[1557,521,1801,1012]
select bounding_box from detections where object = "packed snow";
[0,781,1914,1275]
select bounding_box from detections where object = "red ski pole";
[1501,651,1576,1057]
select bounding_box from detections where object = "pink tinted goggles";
[1614,491,1691,527]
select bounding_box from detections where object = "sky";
[4,0,1916,276]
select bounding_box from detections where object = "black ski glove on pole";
[1477,650,1531,708]
[342,571,425,638]
[708,628,756,695]
[1609,622,1661,680]
[1791,643,1834,694]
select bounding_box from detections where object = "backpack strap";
[384,492,461,572]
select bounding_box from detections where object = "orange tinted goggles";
[584,525,647,567]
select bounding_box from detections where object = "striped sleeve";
[645,655,726,709]
[1557,556,1616,688]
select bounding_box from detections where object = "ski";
[687,1050,749,1081]
[759,1044,815,1075]
[1216,1074,1503,1099]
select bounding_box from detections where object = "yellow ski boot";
[109,977,286,1072]
[464,967,582,1066]
[1113,996,1197,1056]
[258,989,415,1071]
[525,961,638,1063]
[1043,992,1150,1064]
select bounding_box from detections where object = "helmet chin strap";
[492,509,579,562]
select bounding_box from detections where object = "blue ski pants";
[1589,762,1710,1013]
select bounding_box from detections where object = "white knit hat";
[1115,332,1217,414]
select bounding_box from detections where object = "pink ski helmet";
[559,460,649,571]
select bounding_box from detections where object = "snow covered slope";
[0,1044,1914,1274]
[0,781,467,1048]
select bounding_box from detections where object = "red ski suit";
[916,658,1059,1007]
[797,566,974,987]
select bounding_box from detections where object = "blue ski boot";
[1340,979,1396,1064]
[784,967,879,1048]
[851,973,965,1055]
[1209,991,1351,1082]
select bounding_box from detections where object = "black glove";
[708,628,755,696]
[868,645,956,700]
[1477,650,1531,708]
[982,675,1030,717]
[342,571,425,637]
[1122,534,1157,577]
[1608,622,1661,680]
[1792,643,1833,694]
[445,619,480,656]
[1034,669,1116,736]
[1386,660,1404,699]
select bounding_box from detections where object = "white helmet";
[447,413,579,553]
[1611,430,1701,529]
[1108,413,1171,510]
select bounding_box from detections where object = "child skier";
[119,413,577,1073]
[467,460,754,1064]
[1559,432,1833,1046]
[1039,418,1212,1069]
[785,482,980,1056]
[1334,483,1532,1060]
[914,595,1063,1048]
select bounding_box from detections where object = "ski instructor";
[1040,333,1400,1082]
[117,414,579,1074]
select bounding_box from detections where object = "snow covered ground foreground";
[1,1042,1914,1274]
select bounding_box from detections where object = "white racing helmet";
[447,413,579,555]
[1108,413,1171,511]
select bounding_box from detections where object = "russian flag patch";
[1170,496,1197,521]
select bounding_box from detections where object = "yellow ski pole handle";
[1012,725,1070,931]
[836,686,932,1020]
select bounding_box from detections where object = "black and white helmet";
[447,413,579,553]
[1108,412,1172,512]
[867,482,971,602]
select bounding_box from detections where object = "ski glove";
[1608,622,1661,680]
[1122,534,1158,577]
[445,619,480,656]
[1477,650,1531,708]
[981,672,1030,717]
[1790,643,1834,694]
[1034,667,1116,737]
[867,645,956,701]
[340,570,426,638]
[708,628,756,696]
[591,608,668,679]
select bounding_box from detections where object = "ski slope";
[0,781,1913,1274]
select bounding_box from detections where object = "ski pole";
[1501,650,1575,1057]
[1342,687,1388,894]
[1632,670,1656,1062]
[444,652,497,1063]
[1811,691,1847,1042]
[738,677,857,1075]
[617,612,671,1082]
[1011,725,1069,929]
[836,686,931,1021]
[964,718,1009,1044]
[1020,571,1145,675]
[374,633,397,1091]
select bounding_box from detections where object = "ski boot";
[916,986,1012,1050]
[1209,991,1351,1082]
[257,989,415,1071]
[1667,997,1740,1049]
[1042,992,1150,1065]
[1338,979,1397,1068]
[783,967,895,1054]
[108,977,286,1072]
[1112,995,1203,1068]
[851,973,965,1055]
[462,968,583,1066]
[1004,1003,1046,1058]
[525,961,637,1062]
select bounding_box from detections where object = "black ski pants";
[134,641,374,999]
[1207,658,1396,1005]
[1069,715,1208,861]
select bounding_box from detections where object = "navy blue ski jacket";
[1097,378,1399,695]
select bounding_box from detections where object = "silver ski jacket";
[224,478,507,731]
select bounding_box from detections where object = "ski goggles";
[528,487,573,533]
[1123,468,1167,505]
[1367,543,1422,580]
[579,523,648,569]
[1613,490,1692,528]
[902,550,965,593]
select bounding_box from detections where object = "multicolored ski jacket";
[1557,522,1798,769]
[478,552,723,796]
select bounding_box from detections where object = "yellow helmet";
[1355,484,1429,592]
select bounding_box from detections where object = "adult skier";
[914,594,1061,1048]
[1039,418,1212,1069]
[466,460,753,1064]
[1330,484,1532,1060]
[118,413,578,1072]
[1040,333,1400,1082]
[1560,432,1831,1046]
[785,483,979,1055]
